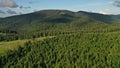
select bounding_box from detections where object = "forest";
[0,10,120,68]
[0,32,120,68]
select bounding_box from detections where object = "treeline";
[0,30,74,41]
[0,33,120,68]
[1,22,120,42]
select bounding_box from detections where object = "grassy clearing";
[0,36,53,55]
[0,33,6,36]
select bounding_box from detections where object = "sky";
[0,0,120,17]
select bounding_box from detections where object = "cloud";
[113,0,120,7]
[19,6,31,9]
[99,11,108,14]
[0,10,5,14]
[98,8,114,14]
[28,0,37,4]
[7,9,17,14]
[0,0,18,8]
[108,1,114,4]
[29,1,35,4]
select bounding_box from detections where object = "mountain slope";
[77,11,120,24]
[0,10,120,33]
[0,33,120,68]
[110,14,120,19]
[0,10,120,68]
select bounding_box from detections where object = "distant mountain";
[0,10,120,33]
[77,11,120,24]
[110,14,120,19]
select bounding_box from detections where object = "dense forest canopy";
[0,10,120,68]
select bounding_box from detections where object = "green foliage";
[0,10,120,33]
[0,10,120,43]
[0,10,120,68]
[0,33,120,68]
[0,36,53,55]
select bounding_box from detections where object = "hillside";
[110,15,120,19]
[0,33,120,68]
[0,10,120,68]
[0,10,120,42]
[0,10,120,33]
[0,36,53,55]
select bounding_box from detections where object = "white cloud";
[108,1,113,5]
[99,11,108,14]
[7,9,17,14]
[113,0,120,7]
[99,9,111,14]
[0,0,18,8]
[0,10,5,14]
[105,9,111,11]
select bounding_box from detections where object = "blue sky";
[0,0,120,17]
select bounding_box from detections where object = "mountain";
[1,10,120,68]
[0,10,120,33]
[110,14,120,19]
[77,11,120,24]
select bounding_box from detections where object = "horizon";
[0,0,120,17]
[0,9,119,18]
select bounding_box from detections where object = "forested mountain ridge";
[0,10,120,68]
[0,10,120,32]
[110,14,120,19]
[0,10,120,42]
